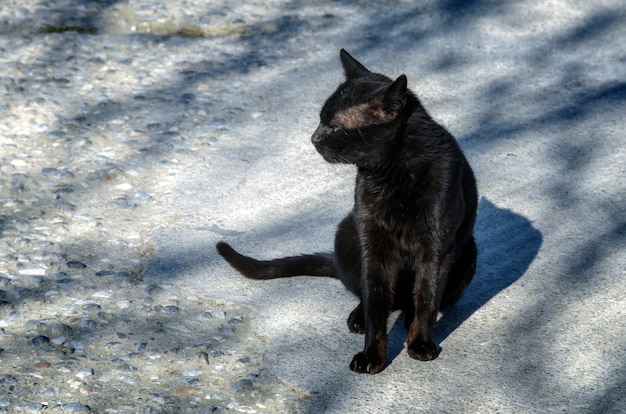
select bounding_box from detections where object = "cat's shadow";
[385,197,543,367]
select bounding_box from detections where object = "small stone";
[97,311,114,320]
[50,336,67,345]
[51,323,73,336]
[62,402,91,412]
[54,169,74,179]
[145,284,162,295]
[81,303,101,311]
[67,261,86,269]
[228,316,244,324]
[237,357,251,364]
[200,311,213,319]
[26,276,45,287]
[173,386,197,396]
[80,385,99,395]
[54,201,76,212]
[29,335,50,346]
[231,378,253,392]
[76,368,94,379]
[34,362,51,369]
[19,268,46,276]
[16,219,29,232]
[134,191,152,205]
[212,310,226,319]
[55,278,74,286]
[41,388,55,398]
[80,320,97,330]
[177,93,196,104]
[161,305,180,314]
[220,326,234,336]
[115,364,137,373]
[10,159,27,167]
[116,332,130,340]
[185,378,200,386]
[95,270,115,277]
[27,403,44,412]
[182,369,202,377]
[41,167,58,176]
[53,187,74,199]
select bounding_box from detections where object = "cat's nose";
[311,123,326,144]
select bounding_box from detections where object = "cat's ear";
[340,49,370,79]
[382,75,408,114]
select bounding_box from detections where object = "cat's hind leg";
[440,236,477,308]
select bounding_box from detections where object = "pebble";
[62,402,91,412]
[172,386,198,396]
[29,335,50,346]
[66,261,87,269]
[232,379,254,392]
[76,368,94,379]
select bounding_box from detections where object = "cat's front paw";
[349,352,384,374]
[347,305,365,334]
[407,340,439,361]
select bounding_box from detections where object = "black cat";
[217,49,477,374]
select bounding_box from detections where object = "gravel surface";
[0,0,311,412]
[1,0,625,413]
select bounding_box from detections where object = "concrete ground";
[138,0,624,412]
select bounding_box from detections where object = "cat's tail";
[216,242,338,280]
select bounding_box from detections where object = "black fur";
[217,49,477,374]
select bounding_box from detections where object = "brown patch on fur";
[330,97,397,129]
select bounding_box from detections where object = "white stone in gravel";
[182,369,202,377]
[50,336,67,346]
[114,183,133,191]
[10,159,27,167]
[76,368,94,379]
[92,291,112,298]
[18,268,46,276]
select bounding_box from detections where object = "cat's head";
[312,49,409,168]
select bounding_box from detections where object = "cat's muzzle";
[311,123,332,145]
